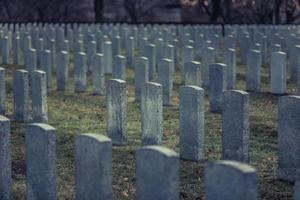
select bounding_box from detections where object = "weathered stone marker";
[41,50,52,88]
[0,68,6,114]
[290,45,300,82]
[224,48,236,90]
[136,146,179,200]
[74,52,87,92]
[25,48,37,79]
[1,36,9,65]
[107,79,127,145]
[26,123,56,200]
[12,35,20,65]
[135,57,149,102]
[92,53,105,95]
[271,51,287,94]
[112,55,126,80]
[246,50,262,92]
[209,63,226,113]
[180,85,205,161]
[203,47,216,86]
[0,116,11,200]
[184,61,202,87]
[56,51,69,91]
[75,134,112,200]
[141,82,163,145]
[104,41,113,74]
[181,45,194,83]
[13,70,29,122]
[145,43,156,80]
[205,160,257,200]
[32,70,48,123]
[278,95,300,182]
[222,90,250,162]
[158,58,173,106]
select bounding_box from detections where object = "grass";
[3,57,294,199]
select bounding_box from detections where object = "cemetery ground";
[4,61,294,199]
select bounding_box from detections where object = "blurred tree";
[94,0,103,21]
[124,0,160,22]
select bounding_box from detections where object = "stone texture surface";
[184,61,202,87]
[13,70,29,122]
[222,90,250,162]
[205,160,257,200]
[0,116,11,200]
[26,123,56,200]
[32,70,48,123]
[246,50,262,92]
[74,52,87,92]
[278,95,300,182]
[107,79,127,145]
[75,134,112,200]
[92,53,106,95]
[141,82,163,145]
[0,68,6,114]
[136,145,179,200]
[56,51,69,91]
[158,58,173,106]
[180,85,205,161]
[135,57,149,102]
[270,51,287,94]
[209,63,226,113]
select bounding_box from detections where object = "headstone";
[50,39,56,69]
[41,50,52,88]
[56,51,69,91]
[12,35,20,65]
[87,41,96,72]
[112,55,126,80]
[74,52,87,92]
[145,43,156,80]
[141,82,163,145]
[25,48,37,79]
[1,36,9,64]
[0,116,11,200]
[278,95,300,182]
[184,61,202,87]
[135,57,149,102]
[107,79,127,145]
[0,68,6,114]
[224,48,236,89]
[270,52,287,94]
[75,134,112,200]
[26,123,56,200]
[158,59,173,106]
[104,41,113,74]
[92,53,105,95]
[136,146,179,200]
[180,85,205,161]
[209,63,226,113]
[32,70,48,123]
[222,90,250,162]
[240,34,251,64]
[181,45,194,82]
[126,37,135,67]
[112,36,121,56]
[246,50,262,92]
[13,70,29,122]
[290,45,300,82]
[205,160,257,200]
[203,47,216,86]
